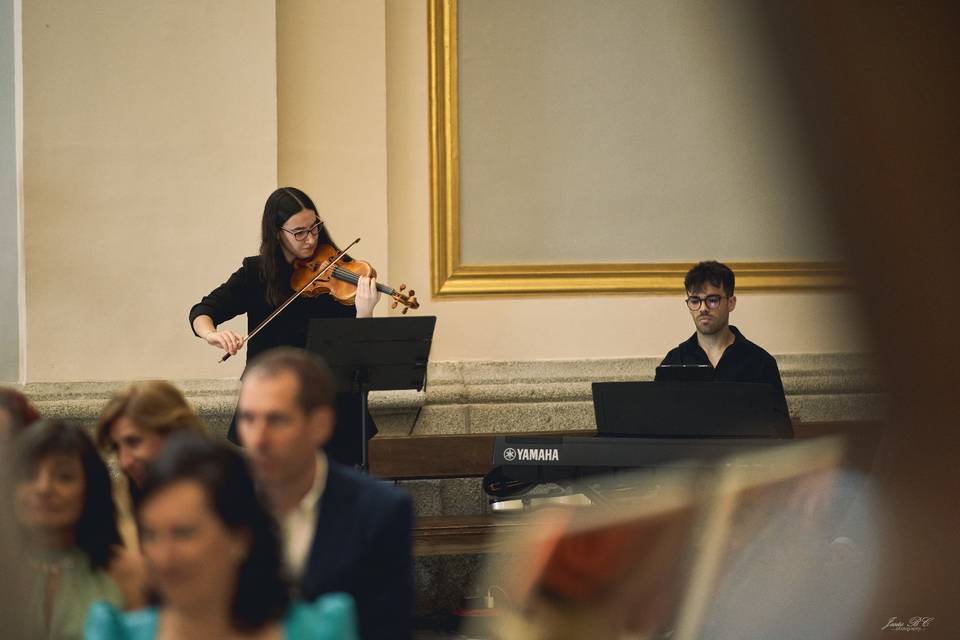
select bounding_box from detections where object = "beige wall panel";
[456,0,839,265]
[388,1,866,361]
[386,0,425,308]
[23,1,277,381]
[278,0,389,288]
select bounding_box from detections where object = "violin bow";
[219,238,360,363]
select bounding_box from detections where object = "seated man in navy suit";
[236,347,413,640]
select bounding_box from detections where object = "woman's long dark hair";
[12,420,123,569]
[139,433,290,632]
[259,187,339,305]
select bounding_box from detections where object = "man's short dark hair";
[684,261,735,296]
[243,347,335,414]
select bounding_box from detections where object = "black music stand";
[306,316,436,472]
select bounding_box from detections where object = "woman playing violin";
[189,187,381,464]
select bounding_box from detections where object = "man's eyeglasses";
[686,295,727,310]
[281,218,323,242]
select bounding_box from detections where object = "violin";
[218,238,418,363]
[291,242,419,313]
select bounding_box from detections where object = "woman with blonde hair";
[96,380,207,548]
[96,380,205,499]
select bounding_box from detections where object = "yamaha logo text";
[503,447,560,462]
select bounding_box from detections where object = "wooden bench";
[412,514,529,556]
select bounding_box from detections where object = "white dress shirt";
[280,452,328,579]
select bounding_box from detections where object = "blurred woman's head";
[95,381,204,488]
[0,387,41,442]
[138,433,289,631]
[13,420,122,568]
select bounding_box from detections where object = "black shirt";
[189,255,375,462]
[656,325,791,421]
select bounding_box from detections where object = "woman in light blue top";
[84,433,357,640]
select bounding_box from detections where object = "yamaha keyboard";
[488,434,788,488]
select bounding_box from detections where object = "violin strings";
[331,266,396,296]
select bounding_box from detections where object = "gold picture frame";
[428,0,848,297]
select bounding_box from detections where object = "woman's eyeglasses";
[281,219,323,242]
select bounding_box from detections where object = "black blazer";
[300,462,414,640]
[189,255,357,363]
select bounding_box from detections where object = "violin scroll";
[390,284,419,315]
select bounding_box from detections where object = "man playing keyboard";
[656,260,789,421]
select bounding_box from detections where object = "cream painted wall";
[386,1,868,361]
[277,0,389,289]
[18,1,866,384]
[23,1,276,382]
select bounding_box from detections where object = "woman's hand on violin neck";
[205,329,245,355]
[355,275,381,318]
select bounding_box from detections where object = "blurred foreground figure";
[0,437,34,638]
[12,420,144,640]
[469,439,877,639]
[759,1,960,636]
[85,433,358,639]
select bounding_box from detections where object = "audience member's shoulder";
[286,593,359,640]
[329,461,410,506]
[84,602,158,640]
